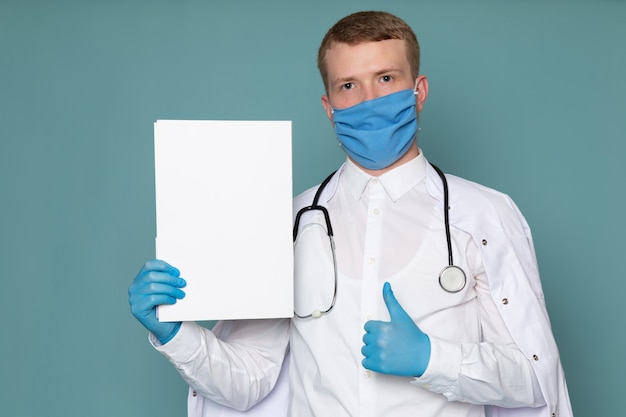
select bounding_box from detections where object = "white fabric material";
[153,319,289,412]
[186,354,290,417]
[154,152,572,417]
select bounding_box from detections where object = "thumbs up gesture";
[361,282,431,377]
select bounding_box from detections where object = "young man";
[129,11,572,417]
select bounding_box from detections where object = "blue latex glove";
[361,282,431,377]
[129,259,186,344]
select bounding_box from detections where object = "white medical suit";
[153,152,572,417]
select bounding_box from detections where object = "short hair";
[317,11,421,92]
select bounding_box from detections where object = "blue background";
[1,1,624,416]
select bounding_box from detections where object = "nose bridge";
[362,81,377,102]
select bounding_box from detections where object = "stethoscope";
[292,163,466,319]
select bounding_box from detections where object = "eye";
[380,75,393,83]
[341,82,354,90]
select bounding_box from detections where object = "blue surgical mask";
[331,88,418,170]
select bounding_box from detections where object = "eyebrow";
[330,67,404,87]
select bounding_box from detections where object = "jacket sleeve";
[151,319,290,411]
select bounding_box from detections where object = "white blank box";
[154,120,293,322]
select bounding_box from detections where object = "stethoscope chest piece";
[439,265,466,293]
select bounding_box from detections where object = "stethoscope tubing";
[292,162,466,318]
[429,163,455,267]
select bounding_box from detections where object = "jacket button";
[481,239,488,245]
[502,298,509,305]
[192,391,197,397]
[532,355,539,361]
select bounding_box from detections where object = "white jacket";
[187,161,572,417]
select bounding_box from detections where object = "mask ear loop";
[414,79,421,131]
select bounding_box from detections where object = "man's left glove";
[361,282,431,377]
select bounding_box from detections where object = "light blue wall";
[1,1,624,415]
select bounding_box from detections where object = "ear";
[321,95,334,122]
[414,75,429,113]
